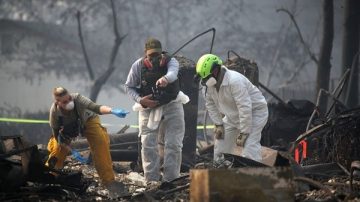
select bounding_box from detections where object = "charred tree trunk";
[341,0,360,107]
[76,11,94,81]
[316,0,334,115]
[77,0,126,102]
[89,0,126,101]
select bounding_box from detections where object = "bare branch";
[109,34,127,69]
[76,10,95,80]
[89,0,127,101]
[265,24,291,86]
[277,8,319,64]
[345,51,360,104]
[110,0,120,38]
[109,0,127,66]
[278,58,311,88]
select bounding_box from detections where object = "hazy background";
[0,0,345,143]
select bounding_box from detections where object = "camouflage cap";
[145,38,162,54]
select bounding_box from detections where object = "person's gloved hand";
[214,124,225,139]
[236,132,249,147]
[111,108,129,118]
[71,149,90,164]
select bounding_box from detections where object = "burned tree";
[277,0,335,116]
[341,0,360,107]
[77,0,126,102]
[316,0,334,115]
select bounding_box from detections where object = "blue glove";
[111,108,129,118]
[71,149,90,164]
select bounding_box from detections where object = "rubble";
[1,131,360,201]
[0,135,91,201]
[1,55,360,201]
[292,107,360,168]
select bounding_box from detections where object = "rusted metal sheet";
[190,167,294,202]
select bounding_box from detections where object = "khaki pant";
[46,116,115,185]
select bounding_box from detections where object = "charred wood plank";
[190,167,294,202]
[110,149,138,161]
[302,162,348,178]
[110,141,138,150]
[293,177,331,194]
[71,132,138,150]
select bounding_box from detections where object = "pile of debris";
[1,54,360,201]
[1,131,360,201]
[294,107,360,168]
[0,134,191,201]
[0,135,91,201]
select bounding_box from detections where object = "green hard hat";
[196,54,223,79]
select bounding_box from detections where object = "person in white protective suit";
[196,54,268,162]
[125,38,188,185]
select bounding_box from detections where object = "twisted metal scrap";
[293,107,360,167]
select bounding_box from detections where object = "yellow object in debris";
[45,116,115,185]
[46,136,70,169]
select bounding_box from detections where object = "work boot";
[105,181,128,198]
[146,181,161,190]
[159,181,176,191]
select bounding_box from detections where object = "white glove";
[214,125,225,139]
[236,133,249,147]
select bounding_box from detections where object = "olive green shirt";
[49,93,102,137]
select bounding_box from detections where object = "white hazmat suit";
[204,66,268,162]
